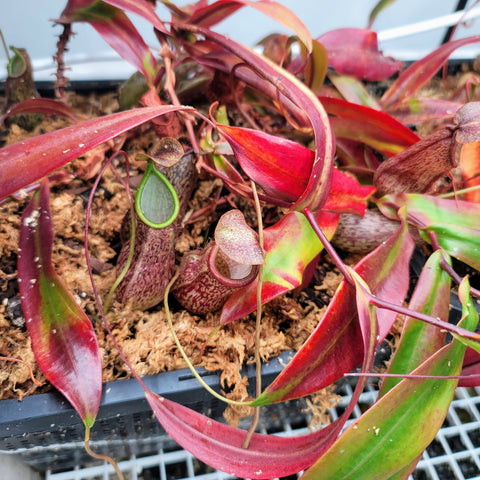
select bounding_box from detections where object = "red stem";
[303,206,480,342]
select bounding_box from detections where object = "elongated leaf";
[0,105,194,200]
[104,0,169,34]
[303,39,328,94]
[380,250,451,395]
[252,216,414,405]
[146,391,338,479]
[386,97,460,125]
[187,0,312,51]
[59,0,159,85]
[378,193,480,269]
[317,28,402,81]
[18,179,102,428]
[321,96,420,156]
[0,98,77,127]
[301,277,478,479]
[327,73,381,109]
[368,0,397,28]
[381,35,480,108]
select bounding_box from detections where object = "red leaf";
[321,96,420,156]
[146,391,338,479]
[104,0,169,34]
[59,0,159,85]
[217,124,374,206]
[0,98,77,127]
[18,180,102,427]
[252,217,414,405]
[459,348,480,387]
[0,105,194,200]
[317,28,402,81]
[381,35,480,109]
[217,124,313,202]
[187,0,312,52]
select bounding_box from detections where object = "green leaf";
[135,160,179,228]
[380,250,451,395]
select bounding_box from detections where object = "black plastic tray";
[0,350,293,472]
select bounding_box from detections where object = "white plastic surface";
[1,1,480,82]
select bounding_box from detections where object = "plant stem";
[84,426,125,480]
[242,181,264,449]
[164,270,252,407]
[302,207,354,285]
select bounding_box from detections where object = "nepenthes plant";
[2,1,480,478]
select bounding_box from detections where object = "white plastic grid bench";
[44,384,480,480]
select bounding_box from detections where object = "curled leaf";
[146,391,338,479]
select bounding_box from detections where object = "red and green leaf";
[0,105,194,200]
[379,249,451,395]
[252,216,414,405]
[301,277,477,479]
[379,193,480,269]
[18,179,102,428]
